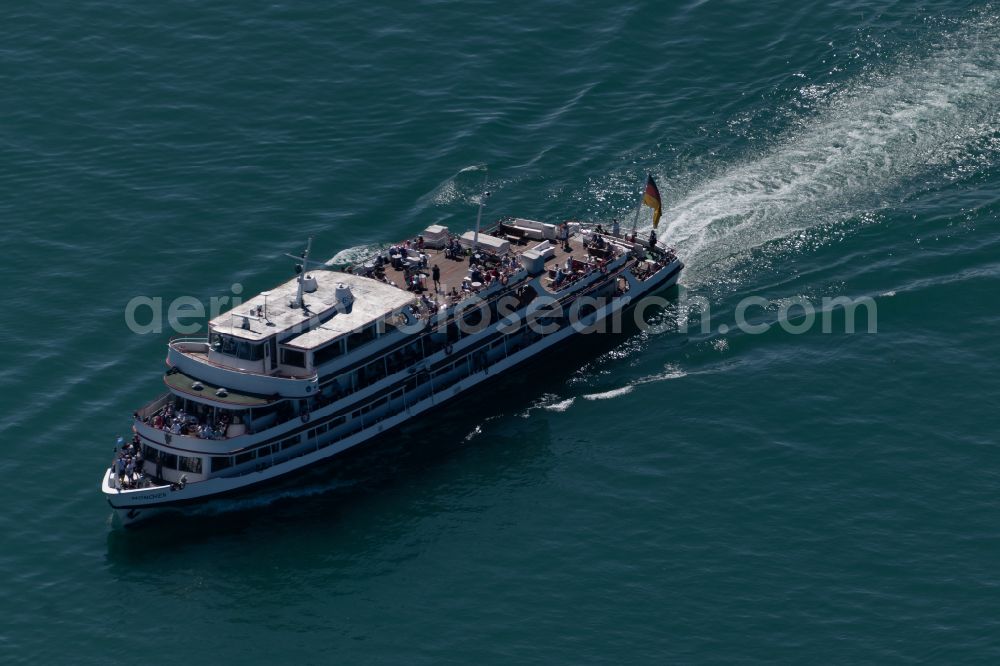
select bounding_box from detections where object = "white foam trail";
[327,244,380,266]
[578,363,689,403]
[521,394,577,416]
[544,397,576,412]
[582,386,635,400]
[428,164,489,205]
[655,15,1000,285]
[634,366,688,385]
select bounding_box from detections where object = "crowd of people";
[361,230,527,309]
[146,401,232,440]
[443,237,464,260]
[111,434,145,489]
[349,221,673,318]
[551,248,616,289]
[358,230,528,294]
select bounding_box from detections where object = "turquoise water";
[2,1,1000,662]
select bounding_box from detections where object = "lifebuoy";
[301,411,310,423]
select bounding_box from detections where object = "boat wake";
[326,244,380,267]
[651,12,1000,286]
[525,365,689,413]
[331,16,999,292]
[330,13,998,415]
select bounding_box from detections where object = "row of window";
[216,287,529,375]
[210,434,303,473]
[346,324,378,351]
[282,322,381,370]
[141,444,203,474]
[313,338,345,366]
[211,333,265,361]
[307,415,346,440]
[281,348,306,367]
[259,328,518,437]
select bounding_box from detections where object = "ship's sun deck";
[362,225,609,301]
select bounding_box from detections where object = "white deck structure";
[211,271,415,345]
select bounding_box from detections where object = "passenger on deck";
[560,223,571,251]
[432,264,441,292]
[553,267,566,287]
[612,218,620,236]
[649,229,657,247]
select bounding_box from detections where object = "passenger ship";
[102,182,683,525]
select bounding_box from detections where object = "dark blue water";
[2,1,999,662]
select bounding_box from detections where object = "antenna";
[291,237,313,309]
[260,290,273,325]
[284,240,334,272]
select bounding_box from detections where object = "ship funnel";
[335,283,354,312]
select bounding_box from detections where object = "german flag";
[642,174,662,229]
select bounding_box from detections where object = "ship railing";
[136,393,171,421]
[632,252,677,282]
[169,336,209,352]
[547,252,629,293]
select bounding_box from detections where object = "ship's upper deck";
[209,270,415,350]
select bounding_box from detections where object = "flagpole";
[473,167,489,251]
[630,173,646,238]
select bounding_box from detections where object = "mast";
[473,168,489,251]
[292,236,313,309]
